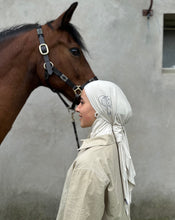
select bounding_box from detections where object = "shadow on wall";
[131,196,175,220]
[0,191,59,220]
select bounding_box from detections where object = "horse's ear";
[53,2,78,30]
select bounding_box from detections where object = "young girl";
[56,80,136,220]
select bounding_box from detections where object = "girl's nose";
[75,104,80,112]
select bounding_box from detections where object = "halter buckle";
[73,85,82,95]
[39,43,49,55]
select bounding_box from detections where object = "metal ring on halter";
[73,85,82,95]
[43,62,54,70]
[39,43,49,55]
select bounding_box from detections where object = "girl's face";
[76,90,96,128]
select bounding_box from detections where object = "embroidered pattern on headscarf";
[98,95,112,115]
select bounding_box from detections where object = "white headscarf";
[84,80,136,216]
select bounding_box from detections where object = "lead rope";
[71,111,80,149]
[56,91,80,149]
[52,91,80,149]
[58,93,80,149]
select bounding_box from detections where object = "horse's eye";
[70,48,81,56]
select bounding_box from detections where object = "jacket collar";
[78,134,115,151]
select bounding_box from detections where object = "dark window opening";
[163,14,175,68]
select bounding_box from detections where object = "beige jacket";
[56,134,130,220]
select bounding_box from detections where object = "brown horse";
[0,2,97,144]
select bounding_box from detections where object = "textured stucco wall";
[0,0,175,219]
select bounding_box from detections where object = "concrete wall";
[0,0,175,219]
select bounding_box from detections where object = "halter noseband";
[36,26,98,110]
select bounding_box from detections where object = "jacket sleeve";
[56,168,107,220]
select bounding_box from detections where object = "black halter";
[36,26,98,110]
[36,26,98,148]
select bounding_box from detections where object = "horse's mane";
[0,23,39,43]
[0,22,87,51]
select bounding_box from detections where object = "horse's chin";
[62,92,75,103]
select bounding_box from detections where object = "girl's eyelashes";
[80,98,84,104]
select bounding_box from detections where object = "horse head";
[36,2,97,103]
